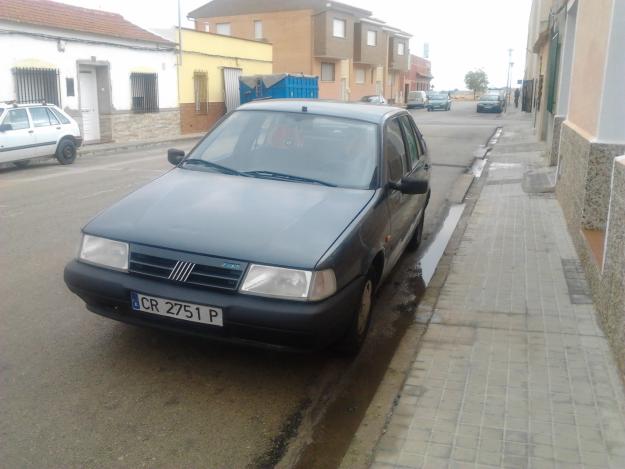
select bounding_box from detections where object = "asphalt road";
[0,100,501,468]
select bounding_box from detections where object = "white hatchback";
[0,103,82,167]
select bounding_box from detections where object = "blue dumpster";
[239,74,318,104]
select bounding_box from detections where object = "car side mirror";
[0,123,12,132]
[389,176,429,195]
[167,148,185,165]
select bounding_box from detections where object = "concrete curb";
[77,134,204,158]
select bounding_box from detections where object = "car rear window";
[187,110,379,189]
[50,108,71,125]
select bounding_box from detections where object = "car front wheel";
[407,209,425,251]
[335,273,375,355]
[56,139,77,165]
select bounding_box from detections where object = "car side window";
[2,109,30,130]
[30,107,55,127]
[385,118,407,182]
[398,115,420,168]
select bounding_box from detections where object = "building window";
[130,72,159,113]
[254,20,263,40]
[397,42,405,56]
[12,67,61,106]
[367,30,377,46]
[216,23,231,36]
[355,67,366,84]
[321,62,335,82]
[333,18,346,38]
[193,71,208,114]
[66,78,75,97]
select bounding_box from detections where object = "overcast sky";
[57,0,532,90]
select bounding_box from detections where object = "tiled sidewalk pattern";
[371,126,625,468]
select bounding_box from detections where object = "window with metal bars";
[12,67,61,106]
[130,73,159,113]
[193,71,208,114]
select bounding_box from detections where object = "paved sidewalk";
[369,112,625,468]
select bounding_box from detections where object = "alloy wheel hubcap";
[357,280,373,336]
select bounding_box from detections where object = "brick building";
[188,0,410,103]
[406,54,433,92]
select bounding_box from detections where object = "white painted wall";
[0,21,178,111]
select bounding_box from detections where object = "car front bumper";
[477,105,501,113]
[64,260,364,351]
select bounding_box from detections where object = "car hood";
[84,169,376,269]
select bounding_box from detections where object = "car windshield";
[184,110,379,189]
[431,94,447,100]
[408,92,420,99]
[480,95,500,101]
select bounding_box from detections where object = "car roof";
[237,99,404,124]
[0,102,59,109]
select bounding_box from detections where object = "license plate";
[130,292,223,327]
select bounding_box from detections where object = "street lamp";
[505,49,514,111]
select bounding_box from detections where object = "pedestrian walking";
[514,88,520,108]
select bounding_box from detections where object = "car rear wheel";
[334,272,376,356]
[13,160,31,168]
[56,139,77,165]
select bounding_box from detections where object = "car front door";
[384,116,414,269]
[0,108,36,163]
[29,107,62,157]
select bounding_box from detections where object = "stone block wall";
[557,120,625,374]
[111,108,180,143]
[549,115,565,166]
[602,158,625,372]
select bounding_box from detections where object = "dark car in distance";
[427,93,451,111]
[477,94,504,113]
[64,100,431,354]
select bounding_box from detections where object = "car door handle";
[56,126,61,130]
[28,130,34,134]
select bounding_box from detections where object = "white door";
[79,68,100,142]
[223,67,242,113]
[0,108,36,163]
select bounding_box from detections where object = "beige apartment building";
[524,0,625,373]
[188,0,410,103]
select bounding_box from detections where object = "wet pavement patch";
[419,204,465,286]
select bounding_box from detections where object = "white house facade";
[0,0,180,144]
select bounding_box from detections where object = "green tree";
[464,69,489,99]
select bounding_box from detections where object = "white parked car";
[407,90,428,109]
[0,103,82,167]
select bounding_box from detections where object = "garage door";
[223,67,242,113]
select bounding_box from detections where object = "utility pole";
[505,48,513,112]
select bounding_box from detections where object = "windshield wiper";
[181,158,244,176]
[243,170,337,187]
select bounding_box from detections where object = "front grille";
[128,249,245,291]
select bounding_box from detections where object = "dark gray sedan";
[64,100,431,354]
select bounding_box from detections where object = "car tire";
[407,208,425,252]
[13,160,31,168]
[334,271,377,356]
[56,138,77,165]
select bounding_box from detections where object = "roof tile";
[0,0,172,44]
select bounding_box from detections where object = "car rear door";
[384,116,415,267]
[29,107,62,157]
[398,114,429,216]
[0,108,36,163]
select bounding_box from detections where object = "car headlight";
[79,234,129,272]
[240,264,337,301]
